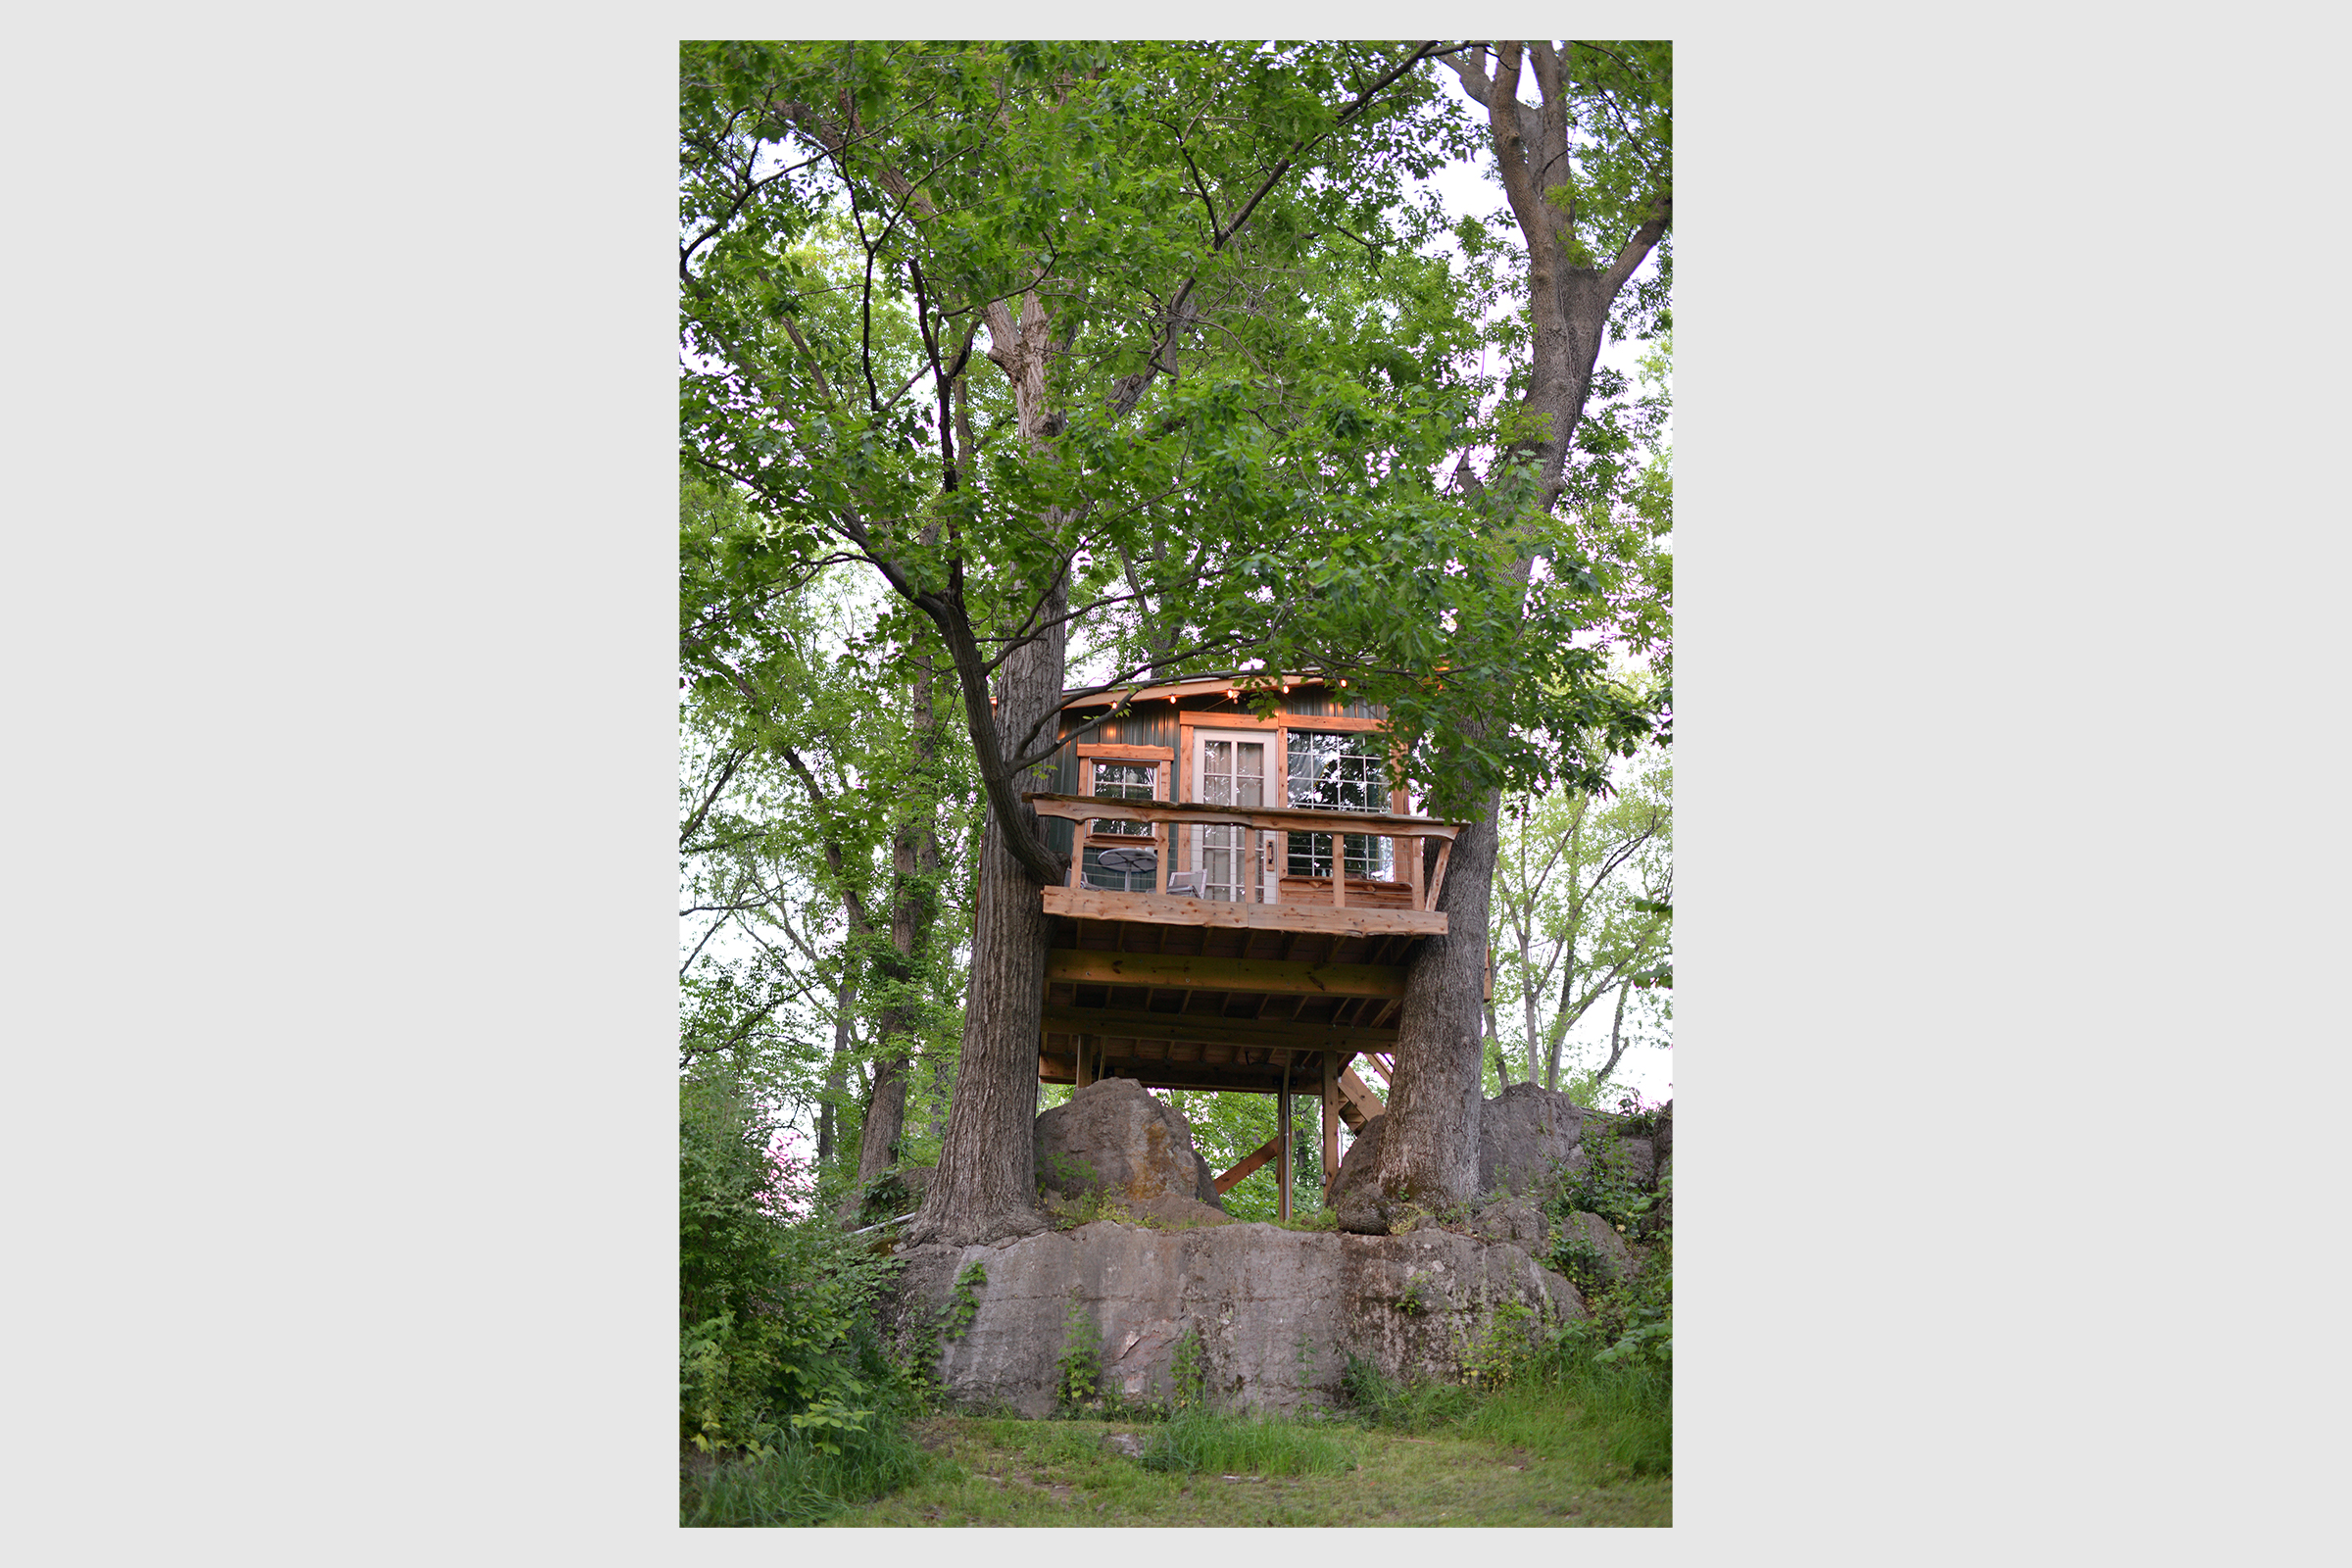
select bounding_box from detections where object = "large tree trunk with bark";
[1338,788,1502,1230]
[903,580,1065,1248]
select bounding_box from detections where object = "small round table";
[1095,847,1158,878]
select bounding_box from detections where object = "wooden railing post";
[1321,1052,1340,1201]
[1277,1056,1293,1222]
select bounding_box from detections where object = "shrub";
[678,1069,905,1459]
[1054,1297,1102,1410]
[1167,1323,1207,1415]
[680,1412,930,1527]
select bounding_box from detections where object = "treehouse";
[1025,672,1470,1216]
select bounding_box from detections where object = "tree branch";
[679,745,751,847]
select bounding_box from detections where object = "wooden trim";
[1045,949,1409,998]
[1063,675,1248,709]
[1041,885,1446,939]
[1063,675,1363,711]
[1027,792,1461,841]
[1073,742,1175,761]
[1179,710,1383,733]
[1043,1005,1396,1052]
[1214,1131,1286,1195]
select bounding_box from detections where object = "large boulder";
[1477,1081,1592,1197]
[1323,1106,1388,1217]
[1465,1196,1548,1250]
[1328,1081,1593,1230]
[1034,1077,1222,1210]
[887,1220,1584,1417]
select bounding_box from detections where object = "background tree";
[679,472,975,1200]
[1491,752,1673,1095]
[1339,39,1672,1231]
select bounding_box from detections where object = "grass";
[680,1412,931,1527]
[1141,1409,1358,1476]
[801,1376,1669,1527]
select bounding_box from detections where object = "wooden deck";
[1029,795,1471,1209]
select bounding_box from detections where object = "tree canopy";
[679,39,1674,1245]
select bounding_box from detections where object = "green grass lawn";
[808,1398,1669,1527]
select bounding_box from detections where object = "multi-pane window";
[1286,731,1391,878]
[1082,760,1157,891]
[1198,738,1267,902]
[1089,761,1156,835]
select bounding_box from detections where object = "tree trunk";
[1343,41,1668,1232]
[903,573,1065,1248]
[1337,786,1501,1231]
[1485,990,1507,1086]
[850,652,945,1208]
[817,956,857,1166]
[1521,928,1544,1087]
[1595,977,1635,1085]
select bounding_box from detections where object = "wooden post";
[1277,1057,1292,1221]
[1075,1037,1092,1089]
[1406,834,1425,910]
[1156,818,1171,894]
[1321,1051,1340,1201]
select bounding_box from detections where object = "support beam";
[1278,1058,1292,1221]
[1046,949,1409,998]
[1213,1131,1285,1195]
[1337,1066,1386,1129]
[1041,885,1444,938]
[1322,1051,1340,1199]
[1041,1004,1396,1054]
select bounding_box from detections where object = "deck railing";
[1023,792,1465,914]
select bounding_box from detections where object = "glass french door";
[1191,732,1270,902]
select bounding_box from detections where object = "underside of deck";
[1039,894,1416,1133]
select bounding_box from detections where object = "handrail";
[1025,792,1461,912]
[1022,792,1464,840]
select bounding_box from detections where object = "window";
[1083,760,1158,892]
[1089,761,1156,837]
[1285,731,1391,878]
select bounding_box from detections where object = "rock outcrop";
[1476,1081,1593,1196]
[1329,1080,1593,1226]
[888,1220,1583,1417]
[1034,1078,1223,1210]
[1552,1208,1640,1288]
